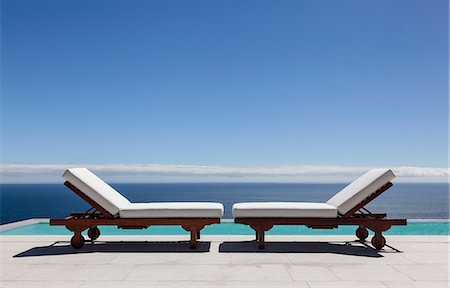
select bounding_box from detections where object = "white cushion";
[326,169,395,215]
[119,202,224,218]
[63,168,131,216]
[232,202,338,218]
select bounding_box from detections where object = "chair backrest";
[326,169,395,216]
[63,168,131,216]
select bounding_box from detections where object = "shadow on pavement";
[14,240,211,257]
[219,240,401,256]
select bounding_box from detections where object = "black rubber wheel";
[371,235,386,250]
[88,226,100,240]
[356,226,369,242]
[71,234,85,249]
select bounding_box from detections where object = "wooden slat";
[342,182,393,218]
[64,181,113,218]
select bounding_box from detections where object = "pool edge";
[1,218,449,232]
[0,218,49,232]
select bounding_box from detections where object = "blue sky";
[1,0,448,182]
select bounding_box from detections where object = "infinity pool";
[1,221,448,235]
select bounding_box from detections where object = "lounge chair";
[50,168,224,249]
[232,169,407,250]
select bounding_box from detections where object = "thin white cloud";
[0,163,448,183]
[0,163,449,183]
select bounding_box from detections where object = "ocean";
[0,183,448,224]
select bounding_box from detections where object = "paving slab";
[390,264,449,281]
[307,281,388,288]
[402,252,449,264]
[409,281,450,288]
[286,265,339,281]
[0,281,84,288]
[331,264,413,281]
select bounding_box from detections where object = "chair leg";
[190,227,198,249]
[250,224,270,249]
[257,229,265,249]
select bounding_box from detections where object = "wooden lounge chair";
[50,168,223,249]
[232,169,407,250]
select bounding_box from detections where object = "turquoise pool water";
[1,221,449,235]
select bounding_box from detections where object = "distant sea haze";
[0,183,448,224]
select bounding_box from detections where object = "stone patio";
[1,235,448,287]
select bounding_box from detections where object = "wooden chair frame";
[50,182,220,249]
[234,182,407,250]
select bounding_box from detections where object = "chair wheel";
[371,235,386,250]
[356,227,368,241]
[88,226,100,240]
[71,234,85,249]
